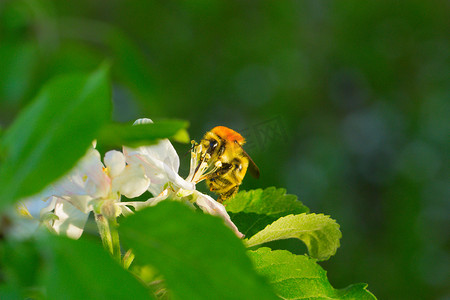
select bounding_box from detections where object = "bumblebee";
[188,126,259,203]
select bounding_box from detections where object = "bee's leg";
[203,163,232,181]
[217,185,239,203]
[206,176,230,192]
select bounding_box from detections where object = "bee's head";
[211,126,245,145]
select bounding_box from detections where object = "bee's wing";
[235,141,260,179]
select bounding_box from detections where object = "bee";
[189,126,259,203]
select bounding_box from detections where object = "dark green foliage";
[1,0,445,298]
[119,201,278,300]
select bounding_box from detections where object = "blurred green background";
[1,0,448,298]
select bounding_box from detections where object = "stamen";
[186,143,221,184]
[192,154,209,182]
[186,143,202,182]
[197,162,221,182]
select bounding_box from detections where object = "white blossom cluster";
[17,119,243,239]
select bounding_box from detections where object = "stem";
[95,212,122,262]
[95,213,113,255]
[108,217,121,262]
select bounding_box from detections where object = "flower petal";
[118,188,171,211]
[104,150,126,177]
[52,200,90,239]
[133,118,152,125]
[80,149,110,198]
[112,164,150,198]
[39,196,58,218]
[52,148,110,199]
[62,195,94,214]
[20,186,56,219]
[124,141,194,196]
[194,192,244,239]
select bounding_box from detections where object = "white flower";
[20,148,150,239]
[121,118,244,238]
[17,118,243,239]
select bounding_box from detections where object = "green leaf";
[246,213,341,261]
[0,65,111,210]
[223,187,309,238]
[0,240,42,299]
[39,235,152,300]
[0,240,40,289]
[249,248,376,300]
[98,120,189,148]
[0,285,22,300]
[119,201,278,300]
[224,187,309,215]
